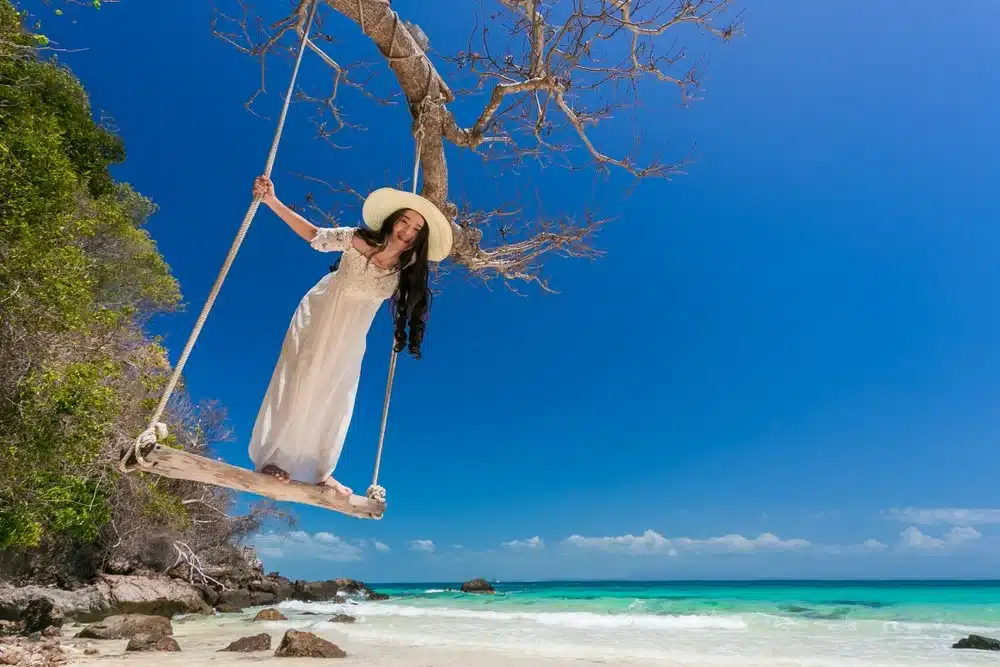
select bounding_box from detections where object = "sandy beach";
[62,614,664,667]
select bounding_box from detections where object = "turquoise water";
[263,581,1000,665]
[369,580,1000,625]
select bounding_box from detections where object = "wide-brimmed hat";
[361,187,453,262]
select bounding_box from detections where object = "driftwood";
[122,445,384,519]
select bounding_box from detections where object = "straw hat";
[361,187,454,262]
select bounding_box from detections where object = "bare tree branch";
[213,0,742,288]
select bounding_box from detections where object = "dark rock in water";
[76,614,173,640]
[779,605,812,614]
[329,614,355,624]
[953,634,1000,651]
[197,585,220,607]
[292,578,365,602]
[219,633,271,652]
[40,626,61,639]
[253,608,287,622]
[218,589,252,609]
[126,633,181,652]
[214,603,243,614]
[249,592,278,607]
[460,578,496,594]
[83,648,99,656]
[274,630,346,658]
[366,591,389,601]
[830,599,891,609]
[21,598,63,635]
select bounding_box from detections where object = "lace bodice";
[310,226,398,301]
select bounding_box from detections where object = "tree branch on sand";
[213,0,742,290]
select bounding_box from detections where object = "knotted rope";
[365,110,430,505]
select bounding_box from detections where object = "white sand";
[62,615,657,667]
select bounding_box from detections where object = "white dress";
[248,227,399,484]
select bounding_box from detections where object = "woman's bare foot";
[259,464,290,483]
[318,477,352,497]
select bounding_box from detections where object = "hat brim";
[361,188,454,263]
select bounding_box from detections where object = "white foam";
[277,599,747,631]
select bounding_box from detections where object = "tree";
[0,0,284,583]
[215,0,742,290]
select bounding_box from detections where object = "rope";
[120,0,321,472]
[365,120,427,504]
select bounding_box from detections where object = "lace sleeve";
[310,227,355,252]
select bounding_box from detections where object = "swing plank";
[125,444,385,519]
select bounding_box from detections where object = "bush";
[0,1,285,583]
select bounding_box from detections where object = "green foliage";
[0,0,187,553]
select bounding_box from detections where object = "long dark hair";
[329,209,433,359]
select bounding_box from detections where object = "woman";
[247,174,453,497]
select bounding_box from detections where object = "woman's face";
[392,209,426,249]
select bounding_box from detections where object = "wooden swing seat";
[123,444,385,520]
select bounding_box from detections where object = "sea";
[261,580,1000,666]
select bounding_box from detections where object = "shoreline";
[5,577,1000,666]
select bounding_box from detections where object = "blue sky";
[30,0,1000,581]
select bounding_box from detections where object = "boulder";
[329,614,355,624]
[0,584,112,623]
[366,591,389,601]
[75,614,173,640]
[0,575,208,625]
[101,575,209,617]
[21,599,63,635]
[217,589,252,609]
[196,585,220,607]
[219,633,271,652]
[253,609,287,622]
[953,634,1000,651]
[125,634,181,652]
[460,578,496,594]
[292,578,367,602]
[214,603,243,614]
[274,630,346,658]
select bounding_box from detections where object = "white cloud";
[409,539,435,553]
[946,526,981,544]
[358,538,391,552]
[503,536,544,550]
[900,526,981,550]
[863,539,887,551]
[885,508,1000,526]
[563,529,810,556]
[253,531,363,562]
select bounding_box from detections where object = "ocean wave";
[277,600,747,631]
